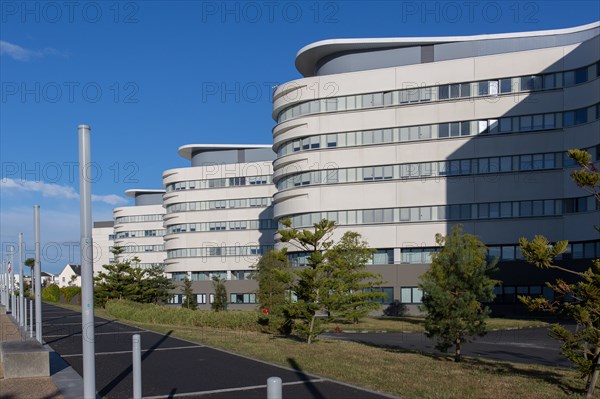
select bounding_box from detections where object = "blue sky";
[1,0,599,273]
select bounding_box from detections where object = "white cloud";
[1,178,78,199]
[92,194,128,205]
[0,40,63,61]
[0,178,127,205]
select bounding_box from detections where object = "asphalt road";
[41,303,396,399]
[322,326,570,368]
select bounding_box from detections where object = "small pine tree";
[181,276,197,310]
[139,264,174,304]
[419,225,498,362]
[278,219,336,344]
[255,250,294,333]
[211,276,227,312]
[325,231,385,323]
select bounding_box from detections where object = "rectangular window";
[574,67,588,84]
[450,84,460,98]
[478,81,489,96]
[500,78,512,93]
[460,83,471,97]
[438,85,449,100]
[438,123,450,138]
[460,121,471,136]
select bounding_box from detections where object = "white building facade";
[92,221,114,276]
[113,190,167,271]
[272,22,600,313]
[162,145,276,308]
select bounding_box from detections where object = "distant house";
[57,264,81,287]
[41,272,57,287]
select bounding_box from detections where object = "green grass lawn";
[325,316,548,333]
[53,302,593,399]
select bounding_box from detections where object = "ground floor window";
[196,294,207,304]
[230,293,257,304]
[401,287,423,304]
[492,285,553,303]
[366,287,394,304]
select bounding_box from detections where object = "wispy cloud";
[92,194,128,206]
[0,40,64,61]
[0,178,127,205]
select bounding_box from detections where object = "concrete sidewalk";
[0,313,64,399]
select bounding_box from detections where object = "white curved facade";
[113,190,166,270]
[162,145,276,308]
[272,23,600,312]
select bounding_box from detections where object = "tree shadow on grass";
[347,339,585,397]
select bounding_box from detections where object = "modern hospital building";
[94,22,600,313]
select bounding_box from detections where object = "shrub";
[42,284,60,303]
[105,299,261,331]
[60,286,81,304]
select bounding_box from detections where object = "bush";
[60,286,81,304]
[105,300,261,331]
[42,284,60,303]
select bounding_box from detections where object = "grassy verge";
[325,316,548,333]
[52,302,592,399]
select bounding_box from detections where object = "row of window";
[166,175,272,192]
[283,196,595,229]
[167,245,274,259]
[492,285,554,303]
[166,219,278,234]
[288,249,394,268]
[166,197,273,214]
[168,293,257,305]
[277,61,600,122]
[400,240,600,264]
[131,263,165,269]
[276,151,568,191]
[115,229,166,239]
[121,245,165,253]
[115,214,164,224]
[165,286,560,306]
[287,240,600,267]
[276,103,600,157]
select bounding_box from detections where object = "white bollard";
[267,376,282,399]
[29,299,33,338]
[132,334,142,399]
[23,297,28,334]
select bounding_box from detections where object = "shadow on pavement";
[98,330,174,397]
[287,357,325,399]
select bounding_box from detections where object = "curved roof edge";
[124,189,166,198]
[295,21,600,76]
[178,144,272,160]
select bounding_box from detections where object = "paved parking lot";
[322,326,569,368]
[42,303,396,399]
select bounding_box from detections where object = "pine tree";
[211,276,227,312]
[181,276,197,310]
[278,219,336,344]
[94,247,137,306]
[519,149,600,398]
[324,231,385,323]
[138,264,174,304]
[419,225,498,362]
[255,249,294,333]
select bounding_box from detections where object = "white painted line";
[44,330,143,338]
[43,321,113,326]
[61,345,203,358]
[143,379,325,398]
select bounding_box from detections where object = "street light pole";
[34,205,42,343]
[79,124,96,398]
